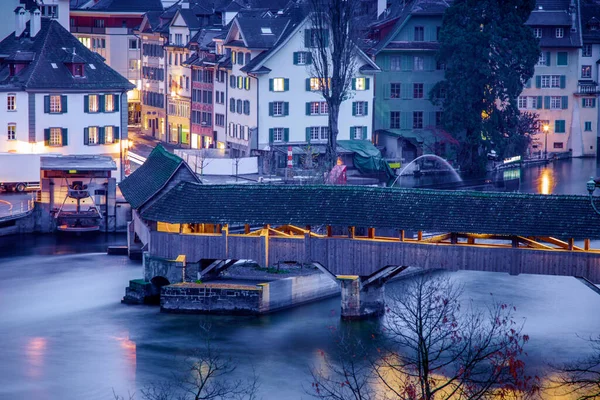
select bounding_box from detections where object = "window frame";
[7,94,16,111]
[88,94,99,113]
[390,83,400,99]
[556,28,564,38]
[414,26,424,42]
[49,95,62,113]
[272,78,285,92]
[390,111,400,129]
[273,101,284,117]
[582,65,592,79]
[104,126,114,144]
[413,111,424,129]
[533,28,542,38]
[49,127,62,146]
[273,127,284,142]
[7,123,16,141]
[413,83,424,99]
[583,44,592,57]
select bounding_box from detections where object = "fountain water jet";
[391,154,462,188]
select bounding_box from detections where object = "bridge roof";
[140,182,600,239]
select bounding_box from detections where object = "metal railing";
[577,84,600,95]
[0,197,35,221]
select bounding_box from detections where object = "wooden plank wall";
[149,233,600,283]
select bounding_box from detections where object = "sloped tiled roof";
[140,183,600,239]
[526,0,582,48]
[0,19,134,91]
[71,0,163,12]
[582,0,600,43]
[119,145,191,210]
[235,17,290,48]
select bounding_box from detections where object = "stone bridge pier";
[337,266,408,319]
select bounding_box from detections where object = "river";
[1,158,600,399]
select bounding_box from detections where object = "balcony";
[577,82,600,95]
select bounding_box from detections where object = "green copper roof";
[140,183,600,239]
[119,145,187,209]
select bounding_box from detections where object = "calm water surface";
[1,159,600,399]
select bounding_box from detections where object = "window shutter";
[269,128,274,142]
[350,126,354,139]
[293,52,298,65]
[545,52,551,66]
[562,96,568,109]
[593,99,597,108]
[83,127,89,145]
[306,127,311,143]
[352,102,357,116]
[306,52,312,64]
[305,78,311,91]
[99,95,105,113]
[99,127,105,144]
[114,94,120,111]
[284,102,289,116]
[269,102,274,116]
[61,128,68,146]
[283,128,289,142]
[384,83,391,99]
[61,95,68,113]
[365,78,370,90]
[402,84,411,99]
[44,96,50,113]
[560,75,566,89]
[284,78,289,91]
[537,96,542,109]
[84,95,89,113]
[114,126,120,141]
[351,78,356,90]
[44,128,50,146]
[306,102,311,115]
[363,102,368,116]
[401,55,411,71]
[401,112,409,129]
[535,76,541,88]
[269,79,274,91]
[362,127,367,140]
[555,120,561,133]
[304,29,311,47]
[544,96,550,109]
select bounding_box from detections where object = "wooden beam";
[450,233,458,244]
[399,230,405,242]
[368,227,375,239]
[585,239,591,251]
[420,233,451,243]
[568,238,574,251]
[417,231,423,241]
[538,236,583,251]
[327,225,332,237]
[348,226,355,238]
[515,236,555,250]
[467,236,475,244]
[244,224,250,234]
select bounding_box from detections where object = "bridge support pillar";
[337,275,385,320]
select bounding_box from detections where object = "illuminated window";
[88,126,99,145]
[50,95,62,113]
[310,77,329,91]
[7,123,16,140]
[7,94,15,111]
[355,77,366,91]
[105,94,114,112]
[49,127,62,146]
[582,65,592,78]
[273,78,285,92]
[105,126,114,143]
[89,94,99,112]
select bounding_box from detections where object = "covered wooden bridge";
[120,146,600,317]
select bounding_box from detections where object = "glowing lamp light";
[543,124,549,133]
[171,90,176,98]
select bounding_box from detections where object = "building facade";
[522,0,591,157]
[580,0,600,156]
[370,0,449,164]
[70,0,164,125]
[0,11,133,180]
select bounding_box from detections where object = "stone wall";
[161,283,262,315]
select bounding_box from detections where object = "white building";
[0,9,133,180]
[0,0,70,41]
[221,8,379,159]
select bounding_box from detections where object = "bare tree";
[308,325,379,400]
[305,0,363,168]
[375,273,539,400]
[550,335,600,400]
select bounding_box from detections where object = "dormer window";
[556,28,564,38]
[589,18,600,31]
[73,64,84,77]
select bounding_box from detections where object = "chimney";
[30,8,41,37]
[14,7,27,37]
[377,0,387,18]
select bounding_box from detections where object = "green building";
[370,0,450,164]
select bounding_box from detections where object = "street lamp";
[542,124,549,160]
[587,177,600,215]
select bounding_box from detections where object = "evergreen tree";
[432,0,539,174]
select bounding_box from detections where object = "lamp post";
[543,124,549,161]
[587,177,600,215]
